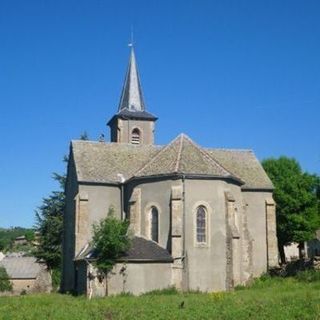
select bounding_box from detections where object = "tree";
[24,230,35,242]
[0,240,5,251]
[33,132,90,271]
[33,175,65,270]
[262,157,320,263]
[0,266,12,292]
[92,209,131,274]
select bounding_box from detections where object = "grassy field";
[0,275,320,320]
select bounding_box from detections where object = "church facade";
[62,48,278,296]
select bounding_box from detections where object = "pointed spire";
[118,46,146,112]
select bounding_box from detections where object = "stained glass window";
[196,206,206,243]
[151,206,159,243]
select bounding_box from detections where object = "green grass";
[0,276,320,320]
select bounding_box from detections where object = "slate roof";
[116,109,157,120]
[134,134,239,180]
[76,236,173,263]
[0,256,42,279]
[206,148,273,190]
[71,141,160,183]
[107,109,157,126]
[71,134,273,190]
[118,47,146,112]
[121,237,173,262]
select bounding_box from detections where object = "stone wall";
[111,118,155,145]
[107,262,172,296]
[9,268,51,295]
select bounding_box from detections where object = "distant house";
[284,236,320,262]
[306,230,320,258]
[14,236,27,246]
[0,254,52,294]
[284,243,300,261]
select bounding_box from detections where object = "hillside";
[0,227,34,252]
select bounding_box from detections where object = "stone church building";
[62,47,278,296]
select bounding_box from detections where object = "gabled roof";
[0,256,43,279]
[70,135,273,190]
[206,148,274,190]
[71,140,160,184]
[75,236,173,263]
[134,134,240,181]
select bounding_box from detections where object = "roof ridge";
[182,134,234,177]
[133,135,181,176]
[205,147,254,153]
[72,140,164,149]
[174,134,184,173]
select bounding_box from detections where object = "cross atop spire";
[107,45,157,144]
[118,46,146,112]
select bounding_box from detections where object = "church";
[61,47,278,296]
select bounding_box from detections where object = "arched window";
[131,128,140,145]
[196,206,207,243]
[151,206,159,243]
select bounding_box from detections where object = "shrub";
[92,209,130,274]
[0,266,12,292]
[24,230,35,242]
[142,286,179,296]
[295,270,320,283]
[52,268,61,291]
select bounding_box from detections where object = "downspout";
[117,174,126,221]
[127,119,130,143]
[182,174,188,290]
[121,183,124,221]
[182,175,186,256]
[84,258,93,300]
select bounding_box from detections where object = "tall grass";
[0,274,320,319]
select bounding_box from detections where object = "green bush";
[0,266,12,292]
[24,230,35,242]
[235,273,286,291]
[142,286,179,296]
[295,269,320,283]
[92,209,130,274]
[52,268,61,291]
[20,289,27,295]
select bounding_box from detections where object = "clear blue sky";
[0,0,319,228]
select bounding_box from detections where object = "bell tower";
[107,47,157,145]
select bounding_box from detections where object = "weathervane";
[128,25,134,47]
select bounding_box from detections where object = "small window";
[131,128,140,145]
[196,206,207,243]
[151,206,159,242]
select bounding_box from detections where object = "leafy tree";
[0,240,5,251]
[24,230,35,242]
[34,178,65,270]
[92,209,131,274]
[262,157,320,262]
[33,132,90,271]
[0,266,12,292]
[0,227,34,252]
